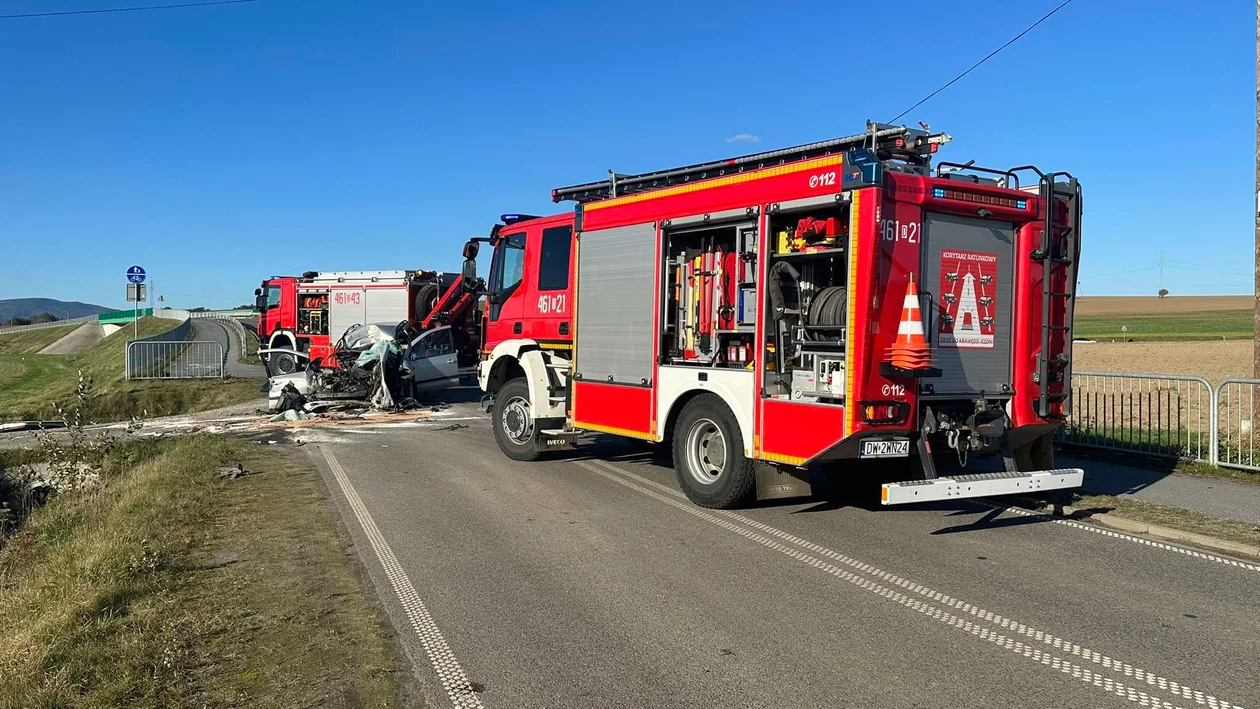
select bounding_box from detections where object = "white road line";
[966,499,1260,574]
[580,460,1244,709]
[321,446,485,709]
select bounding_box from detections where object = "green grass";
[1074,309,1252,341]
[0,318,263,423]
[236,326,260,366]
[0,436,408,707]
[0,324,82,355]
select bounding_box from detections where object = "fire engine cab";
[477,122,1084,509]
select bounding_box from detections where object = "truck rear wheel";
[493,378,541,462]
[1015,432,1055,471]
[672,395,755,509]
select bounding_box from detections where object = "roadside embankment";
[0,435,415,707]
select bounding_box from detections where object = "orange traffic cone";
[888,275,932,370]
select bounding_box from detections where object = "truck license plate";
[861,439,910,458]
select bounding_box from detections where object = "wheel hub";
[502,396,533,444]
[685,418,726,485]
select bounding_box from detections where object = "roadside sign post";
[127,266,147,340]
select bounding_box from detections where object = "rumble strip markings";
[322,447,485,709]
[579,459,1241,709]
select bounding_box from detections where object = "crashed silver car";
[266,322,469,412]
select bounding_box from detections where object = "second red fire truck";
[255,269,476,374]
[475,122,1083,509]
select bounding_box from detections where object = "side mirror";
[461,257,476,283]
[255,294,266,310]
[463,240,480,260]
[488,292,502,305]
[254,288,262,296]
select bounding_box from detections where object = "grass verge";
[0,317,263,422]
[237,324,260,366]
[1069,493,1260,551]
[0,436,411,707]
[1075,309,1252,341]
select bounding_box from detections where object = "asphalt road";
[304,394,1258,709]
[190,318,265,378]
[1068,455,1260,523]
[37,321,104,354]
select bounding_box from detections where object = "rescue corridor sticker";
[938,249,997,349]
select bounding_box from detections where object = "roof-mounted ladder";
[551,122,951,204]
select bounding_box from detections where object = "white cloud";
[725,133,761,144]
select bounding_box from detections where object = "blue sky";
[0,0,1252,309]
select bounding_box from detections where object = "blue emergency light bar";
[932,186,1027,210]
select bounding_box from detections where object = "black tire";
[1014,432,1055,471]
[413,283,440,322]
[270,349,298,375]
[671,394,756,508]
[493,378,541,461]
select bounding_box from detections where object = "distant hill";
[0,298,111,322]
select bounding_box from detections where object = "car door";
[404,326,461,392]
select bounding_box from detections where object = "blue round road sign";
[127,265,146,284]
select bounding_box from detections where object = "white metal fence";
[1061,371,1260,473]
[1062,372,1215,463]
[0,309,256,336]
[1215,378,1260,471]
[126,341,225,380]
[0,315,97,335]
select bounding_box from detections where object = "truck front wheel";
[672,395,755,509]
[266,340,298,376]
[493,378,541,462]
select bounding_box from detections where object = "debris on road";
[216,463,249,480]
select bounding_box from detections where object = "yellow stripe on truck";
[584,155,847,211]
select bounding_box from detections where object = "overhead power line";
[888,0,1076,123]
[0,0,257,21]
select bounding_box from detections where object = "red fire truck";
[255,269,472,374]
[477,123,1083,508]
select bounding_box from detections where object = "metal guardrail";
[1062,371,1215,464]
[190,309,257,319]
[1215,378,1260,471]
[0,315,97,335]
[1061,372,1260,474]
[126,341,225,380]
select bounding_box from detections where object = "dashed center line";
[321,446,485,709]
[579,459,1243,709]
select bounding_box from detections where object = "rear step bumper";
[880,468,1084,506]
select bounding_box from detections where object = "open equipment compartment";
[660,213,758,371]
[761,196,851,405]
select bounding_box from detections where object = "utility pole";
[1254,0,1260,377]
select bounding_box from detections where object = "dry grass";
[1070,494,1260,550]
[0,436,412,708]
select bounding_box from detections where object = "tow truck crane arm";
[419,274,480,330]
